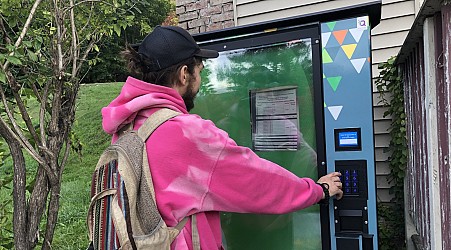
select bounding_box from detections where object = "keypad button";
[345,188,351,194]
[351,169,358,176]
[344,175,351,181]
[352,188,359,193]
[352,182,358,188]
[344,182,351,188]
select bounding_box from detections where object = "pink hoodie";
[102,77,324,250]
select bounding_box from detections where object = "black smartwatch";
[317,183,330,205]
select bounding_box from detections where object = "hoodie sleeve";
[147,114,323,219]
[200,125,324,214]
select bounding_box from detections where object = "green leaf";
[113,24,121,36]
[23,41,33,48]
[28,51,38,62]
[0,72,6,84]
[93,44,100,52]
[6,56,22,65]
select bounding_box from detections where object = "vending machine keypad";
[340,169,361,196]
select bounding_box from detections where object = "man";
[102,25,343,250]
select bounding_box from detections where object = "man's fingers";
[335,190,344,200]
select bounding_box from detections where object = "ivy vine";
[375,56,408,249]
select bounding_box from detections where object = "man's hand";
[317,172,343,200]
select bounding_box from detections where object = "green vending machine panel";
[193,26,324,250]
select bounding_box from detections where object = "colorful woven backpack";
[86,108,199,250]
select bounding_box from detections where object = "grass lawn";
[52,82,123,249]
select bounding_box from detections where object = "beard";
[182,80,198,112]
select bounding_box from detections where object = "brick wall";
[176,0,235,34]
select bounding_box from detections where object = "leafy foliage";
[375,56,407,249]
[82,0,174,83]
[0,140,13,250]
[0,0,173,249]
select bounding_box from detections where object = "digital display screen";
[334,128,361,151]
[338,131,359,147]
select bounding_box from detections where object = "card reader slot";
[338,210,364,232]
[339,210,362,217]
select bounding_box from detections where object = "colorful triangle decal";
[322,49,333,63]
[342,44,357,59]
[321,32,331,48]
[327,76,342,92]
[328,106,343,120]
[333,30,347,45]
[326,22,336,31]
[326,46,340,61]
[324,102,327,108]
[349,28,364,43]
[351,58,367,73]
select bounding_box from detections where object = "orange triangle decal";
[333,30,348,45]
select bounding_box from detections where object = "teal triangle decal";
[327,22,336,31]
[327,76,342,91]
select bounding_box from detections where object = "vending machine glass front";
[192,28,324,250]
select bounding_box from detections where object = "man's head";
[122,26,218,111]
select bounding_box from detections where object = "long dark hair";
[121,45,202,87]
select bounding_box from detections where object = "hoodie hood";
[102,76,188,134]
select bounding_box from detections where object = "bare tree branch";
[70,0,78,78]
[0,69,57,186]
[59,139,71,176]
[29,81,42,102]
[53,0,64,74]
[0,15,13,44]
[2,0,43,71]
[39,81,51,149]
[0,69,40,160]
[75,36,100,76]
[79,1,95,35]
[7,72,41,153]
[62,0,113,13]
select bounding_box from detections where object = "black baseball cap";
[135,25,219,71]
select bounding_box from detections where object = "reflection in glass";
[193,38,321,250]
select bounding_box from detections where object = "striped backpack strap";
[87,108,200,250]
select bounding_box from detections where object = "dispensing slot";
[336,237,360,249]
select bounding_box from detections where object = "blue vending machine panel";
[321,15,378,250]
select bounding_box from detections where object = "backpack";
[87,108,200,250]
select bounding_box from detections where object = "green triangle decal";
[327,76,342,91]
[323,74,326,79]
[322,49,333,63]
[327,22,336,31]
[324,102,327,108]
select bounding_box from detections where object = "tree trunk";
[41,180,61,250]
[27,167,50,249]
[10,141,29,250]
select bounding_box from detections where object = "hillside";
[52,83,123,249]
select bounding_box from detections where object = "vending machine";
[193,2,381,249]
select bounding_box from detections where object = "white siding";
[236,0,374,26]
[235,0,415,203]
